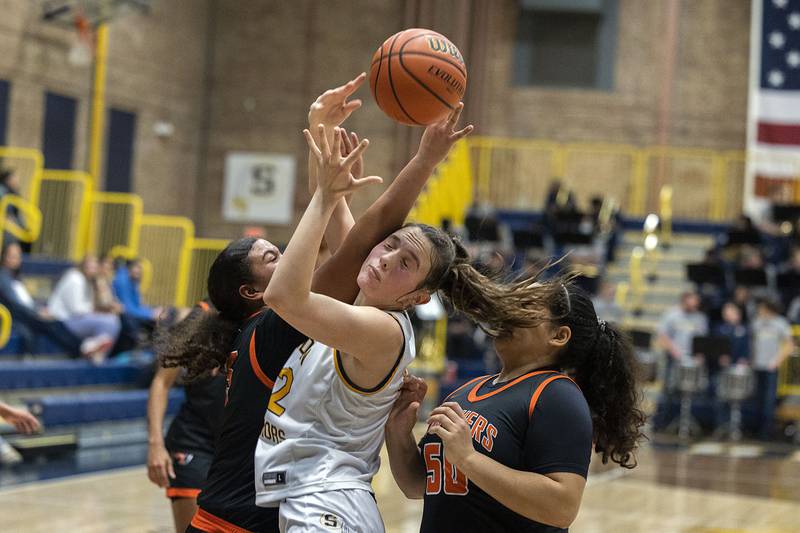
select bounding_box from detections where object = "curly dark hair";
[547,282,647,468]
[159,238,259,380]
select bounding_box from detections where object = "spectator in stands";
[592,281,623,325]
[113,258,162,325]
[95,254,122,314]
[733,286,755,325]
[656,291,708,363]
[779,246,800,275]
[0,242,108,359]
[751,298,796,439]
[48,254,121,362]
[653,291,708,430]
[715,302,751,367]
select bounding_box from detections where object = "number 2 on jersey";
[267,368,294,416]
[423,442,468,495]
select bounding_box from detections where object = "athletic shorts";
[278,489,383,533]
[165,448,213,500]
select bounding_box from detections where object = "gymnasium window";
[104,108,137,192]
[0,80,8,145]
[43,92,78,170]
[513,0,618,90]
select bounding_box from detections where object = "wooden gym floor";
[1,440,799,532]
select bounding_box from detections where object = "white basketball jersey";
[254,310,416,505]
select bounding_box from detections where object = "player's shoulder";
[530,374,590,421]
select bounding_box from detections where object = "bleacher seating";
[23,389,184,427]
[0,360,148,389]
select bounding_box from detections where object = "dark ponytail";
[412,224,561,336]
[550,284,646,468]
[159,238,259,380]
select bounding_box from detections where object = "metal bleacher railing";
[0,145,228,310]
[468,137,746,222]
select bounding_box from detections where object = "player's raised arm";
[306,73,365,254]
[264,126,402,362]
[311,102,473,303]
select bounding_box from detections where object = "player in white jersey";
[257,112,533,531]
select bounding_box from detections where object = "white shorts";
[278,489,385,533]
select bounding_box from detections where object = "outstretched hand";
[308,73,366,131]
[304,124,382,203]
[339,129,364,181]
[416,102,473,166]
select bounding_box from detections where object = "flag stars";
[788,50,800,68]
[768,69,786,87]
[770,31,787,49]
[774,0,789,9]
[789,12,800,29]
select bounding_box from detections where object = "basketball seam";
[387,31,422,125]
[373,44,384,109]
[371,52,466,80]
[399,37,457,113]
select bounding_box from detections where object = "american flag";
[746,0,800,207]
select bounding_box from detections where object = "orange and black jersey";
[419,370,592,533]
[195,309,307,533]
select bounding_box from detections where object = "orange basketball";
[369,28,467,126]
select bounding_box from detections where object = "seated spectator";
[751,298,795,439]
[0,242,109,359]
[113,258,162,325]
[48,254,121,362]
[592,281,623,325]
[95,254,123,314]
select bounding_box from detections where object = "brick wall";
[0,0,752,238]
[0,0,210,218]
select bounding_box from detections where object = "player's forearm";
[385,428,426,499]
[266,192,335,309]
[324,199,355,254]
[359,155,436,234]
[146,381,170,446]
[459,452,582,529]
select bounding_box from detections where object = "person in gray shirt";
[751,298,796,439]
[653,291,708,430]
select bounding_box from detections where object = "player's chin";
[356,271,377,292]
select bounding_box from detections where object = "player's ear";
[396,289,430,309]
[549,325,571,349]
[239,284,263,302]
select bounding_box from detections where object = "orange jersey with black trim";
[419,369,592,533]
[196,309,307,533]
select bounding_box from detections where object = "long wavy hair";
[547,283,646,468]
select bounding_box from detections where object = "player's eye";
[384,243,393,250]
[401,259,409,269]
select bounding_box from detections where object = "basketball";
[369,28,467,126]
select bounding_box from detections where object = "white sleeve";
[50,270,93,317]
